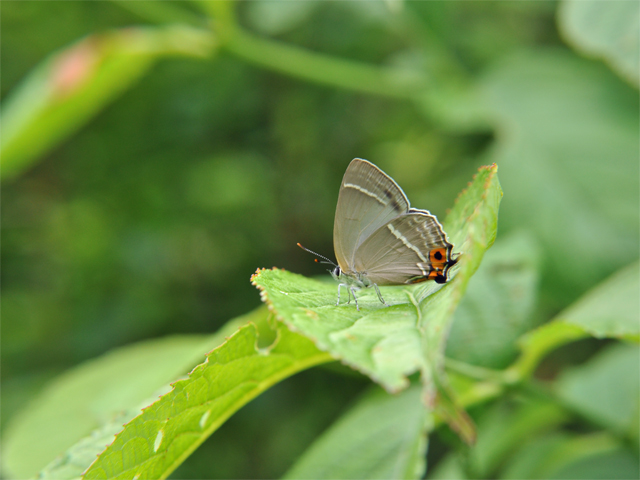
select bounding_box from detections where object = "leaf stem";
[196,0,427,99]
[444,358,512,384]
[225,29,425,99]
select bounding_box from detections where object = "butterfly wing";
[333,159,409,272]
[353,210,455,285]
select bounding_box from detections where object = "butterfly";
[300,158,458,310]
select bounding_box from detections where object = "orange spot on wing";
[428,269,442,280]
[429,248,447,267]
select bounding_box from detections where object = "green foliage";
[1,25,214,180]
[253,267,428,392]
[82,322,331,479]
[558,262,639,341]
[555,343,640,438]
[2,1,638,479]
[253,165,501,444]
[511,262,640,380]
[446,232,541,369]
[559,0,639,86]
[284,385,428,480]
[480,49,639,305]
[3,309,259,479]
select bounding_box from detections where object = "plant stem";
[225,29,426,99]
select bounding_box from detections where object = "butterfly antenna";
[297,243,337,267]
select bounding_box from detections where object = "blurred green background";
[1,1,638,478]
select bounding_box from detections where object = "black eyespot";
[435,275,446,284]
[434,251,443,261]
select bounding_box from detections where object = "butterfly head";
[330,265,341,281]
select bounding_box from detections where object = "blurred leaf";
[37,408,149,480]
[82,322,332,479]
[555,342,640,438]
[559,0,639,87]
[500,431,633,480]
[245,0,319,35]
[446,231,541,368]
[419,82,493,132]
[559,261,639,341]
[3,337,203,479]
[251,165,501,397]
[427,455,468,480]
[512,262,640,379]
[1,309,256,479]
[544,447,639,480]
[500,432,570,480]
[428,397,569,480]
[467,397,569,478]
[284,385,427,480]
[481,49,639,304]
[1,24,215,181]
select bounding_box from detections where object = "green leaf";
[555,342,640,438]
[500,432,571,480]
[253,267,429,392]
[427,455,468,480]
[559,261,639,341]
[245,0,319,35]
[82,322,332,479]
[2,310,255,480]
[1,25,215,181]
[252,165,502,398]
[252,165,501,445]
[481,49,639,303]
[446,231,541,369]
[511,262,640,379]
[428,397,570,480]
[419,164,502,443]
[544,447,640,480]
[468,397,569,478]
[559,0,639,87]
[500,432,633,480]
[284,385,428,480]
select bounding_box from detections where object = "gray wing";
[353,210,453,285]
[333,159,409,272]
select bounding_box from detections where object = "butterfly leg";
[350,287,360,311]
[336,283,351,306]
[373,283,387,306]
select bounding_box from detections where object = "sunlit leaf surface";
[82,323,331,479]
[2,310,256,480]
